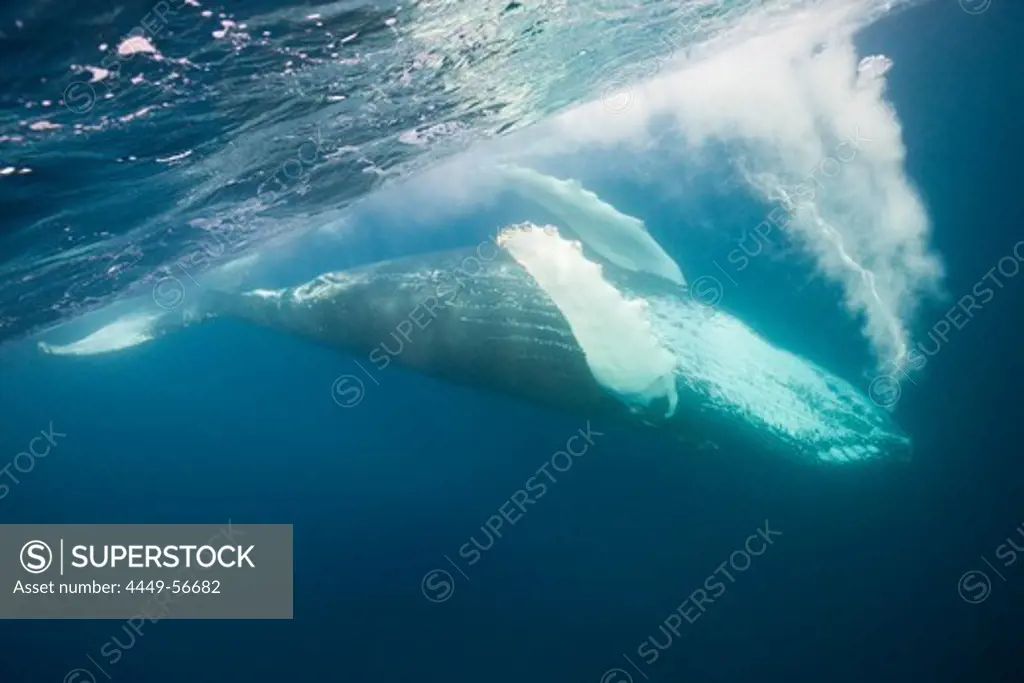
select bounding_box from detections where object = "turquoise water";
[1,1,1023,682]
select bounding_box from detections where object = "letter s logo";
[63,82,97,114]
[20,540,53,574]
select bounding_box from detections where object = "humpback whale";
[39,222,911,465]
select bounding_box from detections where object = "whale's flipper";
[498,223,679,417]
[498,164,686,285]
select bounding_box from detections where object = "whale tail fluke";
[36,291,232,357]
[38,311,172,356]
[36,250,270,357]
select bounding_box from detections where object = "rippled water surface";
[1,0,913,344]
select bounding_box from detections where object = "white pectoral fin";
[497,164,685,285]
[498,223,679,417]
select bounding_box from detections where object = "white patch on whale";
[498,164,685,286]
[498,223,679,417]
[37,312,164,355]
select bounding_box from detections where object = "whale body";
[39,224,911,465]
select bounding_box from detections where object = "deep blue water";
[2,1,1024,683]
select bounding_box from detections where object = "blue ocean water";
[2,0,1024,682]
